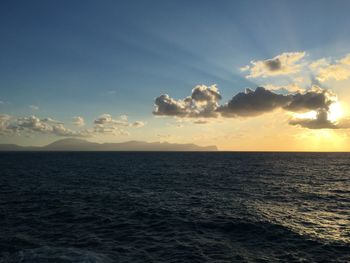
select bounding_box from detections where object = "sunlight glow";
[295,129,347,151]
[328,101,344,122]
[291,101,345,124]
[293,111,317,120]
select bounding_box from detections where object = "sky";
[1,0,350,151]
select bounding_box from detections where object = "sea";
[0,152,349,262]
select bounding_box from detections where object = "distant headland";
[0,138,218,151]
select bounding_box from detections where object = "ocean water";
[0,152,349,263]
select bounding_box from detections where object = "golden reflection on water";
[253,201,350,243]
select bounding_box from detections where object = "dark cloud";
[191,85,222,102]
[153,94,188,117]
[153,85,348,130]
[264,58,282,71]
[219,87,334,117]
[290,110,350,129]
[289,110,337,129]
[219,87,290,117]
[153,85,221,118]
[284,89,334,112]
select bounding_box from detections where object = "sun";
[328,101,344,122]
[291,101,344,123]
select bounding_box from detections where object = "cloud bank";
[0,114,145,138]
[153,85,347,129]
[3,116,90,137]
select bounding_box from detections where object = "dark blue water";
[0,152,349,262]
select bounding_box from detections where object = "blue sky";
[1,0,350,149]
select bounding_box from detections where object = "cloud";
[0,114,11,135]
[263,83,305,93]
[283,86,335,113]
[153,85,221,118]
[94,114,114,125]
[120,115,128,121]
[0,115,89,137]
[0,113,146,138]
[219,87,291,117]
[94,114,143,127]
[92,124,129,136]
[220,86,345,129]
[16,116,52,132]
[241,52,306,78]
[72,116,85,127]
[29,105,39,111]
[93,114,145,135]
[193,119,208,124]
[242,52,350,85]
[153,94,188,117]
[153,85,348,129]
[41,117,63,124]
[206,86,332,118]
[51,123,90,137]
[157,134,173,139]
[311,54,350,82]
[132,121,145,128]
[290,110,350,129]
[336,118,350,129]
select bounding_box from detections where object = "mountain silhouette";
[0,138,218,151]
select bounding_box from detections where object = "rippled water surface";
[0,152,349,262]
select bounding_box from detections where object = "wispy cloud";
[241,51,350,85]
[93,114,145,135]
[241,52,306,78]
[72,116,85,127]
[310,54,350,82]
[29,105,39,111]
[0,114,145,138]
